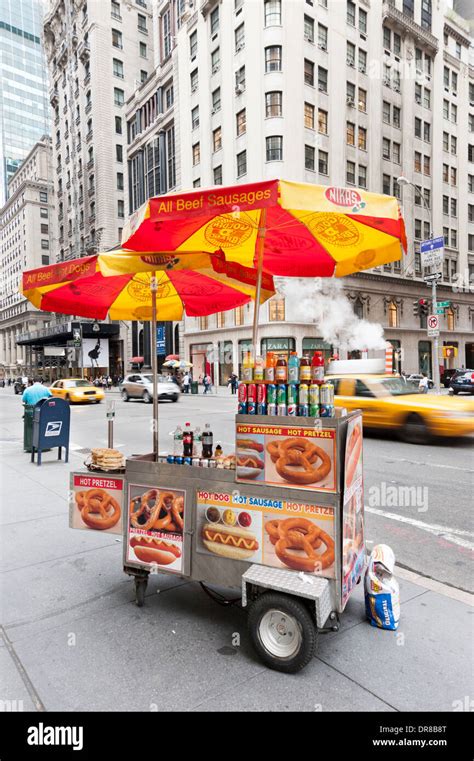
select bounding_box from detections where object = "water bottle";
[173,425,183,455]
[193,425,202,456]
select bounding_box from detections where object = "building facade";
[0,0,50,205]
[127,0,474,380]
[0,136,57,379]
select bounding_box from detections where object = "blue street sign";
[156,325,166,355]
[420,236,444,253]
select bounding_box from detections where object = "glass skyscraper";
[0,0,50,205]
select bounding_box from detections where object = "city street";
[0,388,472,713]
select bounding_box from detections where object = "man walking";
[418,374,429,394]
[22,379,52,406]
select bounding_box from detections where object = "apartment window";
[451,136,457,156]
[234,305,244,326]
[383,174,391,194]
[383,101,390,124]
[451,167,457,186]
[114,88,124,106]
[237,150,247,177]
[40,207,48,218]
[210,6,219,35]
[266,91,282,118]
[383,26,391,49]
[111,0,121,20]
[318,108,328,134]
[211,48,220,73]
[393,33,401,55]
[213,127,222,152]
[235,65,245,89]
[451,104,457,123]
[117,172,124,190]
[116,144,123,162]
[469,235,474,252]
[190,70,199,95]
[304,15,314,42]
[41,240,49,250]
[162,8,171,57]
[443,164,449,183]
[267,296,286,322]
[346,160,356,184]
[305,145,315,170]
[443,66,450,89]
[358,126,367,151]
[450,199,457,217]
[415,219,422,239]
[265,0,281,26]
[318,66,328,92]
[359,8,367,33]
[137,13,147,32]
[383,138,391,160]
[193,178,201,188]
[318,150,328,175]
[190,30,197,58]
[423,122,430,142]
[112,28,122,48]
[140,41,147,57]
[265,45,282,72]
[443,227,449,246]
[304,102,315,129]
[235,24,245,51]
[443,99,449,120]
[450,230,457,249]
[191,106,199,130]
[442,196,449,215]
[358,165,367,188]
[469,144,474,162]
[388,302,398,328]
[304,59,314,86]
[192,142,200,165]
[213,165,222,185]
[113,116,122,135]
[347,0,355,26]
[212,87,221,111]
[358,87,366,111]
[346,121,355,146]
[358,48,367,74]
[421,0,431,31]
[347,41,355,66]
[415,83,422,104]
[236,109,246,136]
[164,83,174,109]
[318,23,328,49]
[423,155,430,175]
[118,200,124,218]
[199,316,209,330]
[266,135,283,161]
[415,117,422,139]
[40,224,49,235]
[423,88,431,109]
[455,41,461,60]
[113,58,124,79]
[470,175,474,193]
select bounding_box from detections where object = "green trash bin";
[23,404,35,453]
[191,381,198,395]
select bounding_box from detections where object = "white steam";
[275,277,388,352]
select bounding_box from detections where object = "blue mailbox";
[31,397,70,466]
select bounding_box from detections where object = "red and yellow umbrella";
[21,248,275,321]
[121,179,407,277]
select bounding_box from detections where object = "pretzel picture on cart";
[264,515,335,578]
[70,474,124,535]
[265,436,335,491]
[127,485,186,573]
[130,489,184,535]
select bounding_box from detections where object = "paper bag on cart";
[364,544,400,631]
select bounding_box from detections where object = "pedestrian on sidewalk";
[183,372,191,394]
[21,379,52,406]
[203,373,212,394]
[418,374,429,394]
[230,373,238,394]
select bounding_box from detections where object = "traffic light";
[413,300,420,316]
[418,299,429,316]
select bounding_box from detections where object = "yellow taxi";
[326,373,474,444]
[50,378,104,404]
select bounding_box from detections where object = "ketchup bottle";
[311,351,325,385]
[275,355,288,383]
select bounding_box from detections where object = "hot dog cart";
[120,410,365,673]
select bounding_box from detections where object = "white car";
[120,373,180,403]
[406,373,434,390]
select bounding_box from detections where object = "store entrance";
[466,343,474,369]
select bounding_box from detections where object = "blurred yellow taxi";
[326,374,474,444]
[50,378,104,404]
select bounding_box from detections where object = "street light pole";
[397,177,441,394]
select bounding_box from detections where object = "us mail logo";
[45,421,62,437]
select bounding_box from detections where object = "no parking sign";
[427,314,439,337]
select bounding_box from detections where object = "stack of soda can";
[238,381,335,417]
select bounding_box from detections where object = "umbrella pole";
[251,208,268,360]
[151,275,158,461]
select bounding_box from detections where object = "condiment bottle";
[311,351,325,385]
[288,351,300,383]
[214,443,223,458]
[264,352,276,382]
[275,355,288,383]
[254,355,264,382]
[299,355,311,382]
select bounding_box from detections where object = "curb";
[396,565,474,606]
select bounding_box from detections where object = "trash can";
[191,381,198,395]
[23,404,34,453]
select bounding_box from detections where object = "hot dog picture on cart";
[127,485,185,573]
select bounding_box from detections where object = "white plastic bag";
[364,544,400,630]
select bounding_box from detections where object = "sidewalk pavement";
[0,415,472,711]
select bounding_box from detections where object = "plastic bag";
[364,544,400,630]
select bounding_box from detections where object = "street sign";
[420,237,444,271]
[435,308,445,315]
[427,314,439,337]
[437,301,451,308]
[156,325,166,355]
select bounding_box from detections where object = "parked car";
[441,368,458,388]
[450,370,474,395]
[406,373,434,390]
[120,373,180,403]
[50,378,104,403]
[327,373,474,444]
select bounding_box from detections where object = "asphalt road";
[1,388,473,591]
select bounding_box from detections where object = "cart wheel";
[247,592,316,673]
[135,578,148,607]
